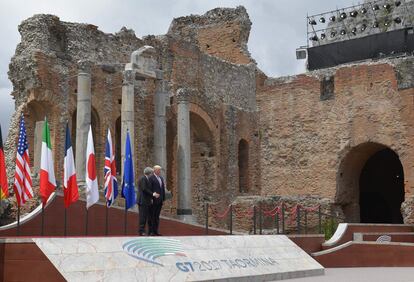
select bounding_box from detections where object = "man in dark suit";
[138,167,154,235]
[149,165,166,236]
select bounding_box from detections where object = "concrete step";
[322,223,413,250]
[312,241,414,267]
[354,232,414,243]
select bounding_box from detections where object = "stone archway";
[70,107,102,182]
[336,142,405,223]
[166,104,218,223]
[190,111,217,222]
[359,148,404,223]
[24,100,54,174]
[71,108,101,154]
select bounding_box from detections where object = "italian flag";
[40,118,56,206]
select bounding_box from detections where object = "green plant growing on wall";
[323,217,338,240]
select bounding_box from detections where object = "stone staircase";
[310,223,414,267]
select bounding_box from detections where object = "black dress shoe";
[148,233,155,236]
[139,232,146,236]
[154,233,162,236]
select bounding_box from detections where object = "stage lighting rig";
[361,24,367,31]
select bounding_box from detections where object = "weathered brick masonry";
[2,6,414,232]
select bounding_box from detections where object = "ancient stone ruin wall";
[168,6,253,65]
[3,7,260,226]
[4,14,146,216]
[6,5,414,231]
[161,7,260,222]
[256,57,414,223]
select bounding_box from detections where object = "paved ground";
[288,268,414,282]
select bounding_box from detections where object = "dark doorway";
[359,148,404,223]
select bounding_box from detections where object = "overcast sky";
[0,0,357,138]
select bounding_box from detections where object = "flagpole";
[124,206,127,235]
[64,207,67,236]
[85,207,89,236]
[17,205,20,236]
[105,204,109,236]
[41,205,44,236]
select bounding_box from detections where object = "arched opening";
[336,142,405,223]
[24,101,53,174]
[70,108,101,183]
[359,148,404,223]
[238,139,249,193]
[71,108,100,153]
[165,106,218,224]
[190,112,216,222]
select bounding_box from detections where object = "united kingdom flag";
[104,129,118,207]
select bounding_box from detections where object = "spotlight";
[319,17,326,23]
[384,21,390,26]
[340,29,346,35]
[330,31,336,37]
[320,33,326,40]
[372,4,380,10]
[350,10,358,17]
[361,7,367,14]
[361,24,367,31]
[309,19,317,25]
[340,12,347,19]
[329,15,336,22]
[395,1,401,7]
[310,35,318,41]
[351,27,357,34]
[383,3,391,9]
[394,17,402,24]
[373,21,379,28]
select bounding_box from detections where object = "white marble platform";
[33,235,324,281]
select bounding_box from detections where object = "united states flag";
[13,115,33,206]
[104,129,118,207]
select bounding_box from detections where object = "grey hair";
[144,167,153,175]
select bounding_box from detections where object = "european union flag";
[121,131,136,209]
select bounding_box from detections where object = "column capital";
[156,80,170,93]
[176,88,190,103]
[77,60,92,74]
[123,70,135,86]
